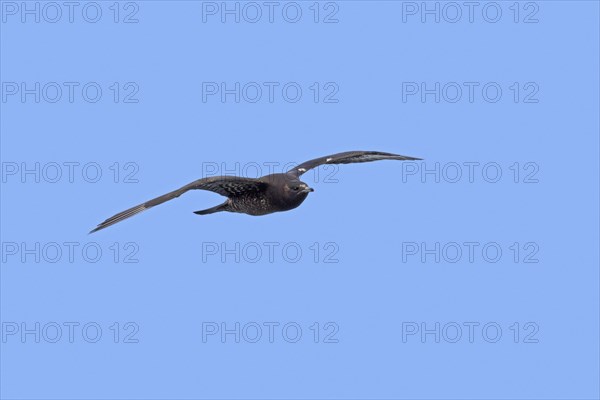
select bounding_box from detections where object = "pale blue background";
[1,1,599,399]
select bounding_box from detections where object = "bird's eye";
[292,186,299,191]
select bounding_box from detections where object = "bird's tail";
[193,201,230,215]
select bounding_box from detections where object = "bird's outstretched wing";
[89,176,266,233]
[287,151,422,177]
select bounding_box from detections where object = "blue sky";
[1,1,599,399]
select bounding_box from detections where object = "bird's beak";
[302,187,314,193]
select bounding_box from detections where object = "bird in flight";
[90,151,421,233]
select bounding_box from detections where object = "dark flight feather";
[89,176,266,233]
[287,151,421,177]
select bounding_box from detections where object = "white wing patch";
[326,158,333,162]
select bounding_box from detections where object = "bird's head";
[285,181,314,196]
[281,181,314,206]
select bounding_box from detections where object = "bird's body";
[90,151,421,233]
[193,173,312,216]
[234,176,308,214]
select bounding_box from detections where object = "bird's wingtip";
[387,152,422,161]
[395,155,422,161]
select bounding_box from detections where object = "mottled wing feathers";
[193,176,267,197]
[287,151,421,177]
[89,176,266,233]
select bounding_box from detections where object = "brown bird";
[89,151,421,233]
